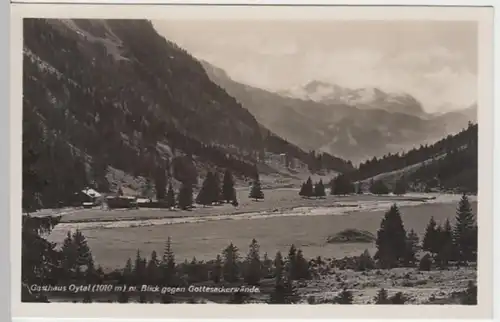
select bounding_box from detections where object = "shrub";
[389,292,409,304]
[355,250,376,271]
[460,281,477,305]
[419,253,433,271]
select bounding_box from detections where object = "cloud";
[218,46,476,113]
[153,20,477,113]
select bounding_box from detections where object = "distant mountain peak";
[280,80,425,117]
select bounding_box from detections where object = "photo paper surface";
[10,3,494,319]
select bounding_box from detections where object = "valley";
[21,18,479,306]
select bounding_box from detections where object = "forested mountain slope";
[353,123,478,193]
[23,19,352,209]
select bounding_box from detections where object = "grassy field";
[54,189,460,223]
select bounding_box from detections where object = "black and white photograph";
[13,3,494,319]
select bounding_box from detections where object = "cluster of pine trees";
[329,174,356,195]
[298,174,408,198]
[150,169,241,210]
[420,195,478,268]
[298,177,326,198]
[406,140,477,193]
[374,194,477,269]
[195,170,238,206]
[22,195,477,304]
[23,19,358,211]
[22,145,477,304]
[112,239,311,304]
[23,19,303,210]
[151,169,267,209]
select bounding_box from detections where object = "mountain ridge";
[278,80,427,118]
[22,18,353,209]
[201,60,477,164]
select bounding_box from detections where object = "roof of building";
[106,195,137,200]
[136,198,153,203]
[81,188,101,198]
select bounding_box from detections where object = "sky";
[153,20,478,113]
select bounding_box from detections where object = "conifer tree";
[436,219,454,268]
[222,243,240,283]
[177,183,193,210]
[133,250,145,284]
[460,281,477,305]
[314,179,326,198]
[117,291,130,303]
[21,146,61,301]
[249,179,264,201]
[422,217,439,255]
[161,236,176,285]
[286,244,298,280]
[332,174,355,195]
[73,230,92,267]
[453,194,477,264]
[329,178,336,195]
[244,238,262,285]
[213,171,223,204]
[222,169,236,203]
[356,249,376,271]
[141,257,148,279]
[355,182,363,194]
[370,180,390,195]
[389,292,409,304]
[403,229,419,266]
[261,252,273,278]
[61,231,78,279]
[269,279,299,304]
[123,258,133,284]
[374,288,390,304]
[418,253,432,271]
[212,254,222,283]
[298,182,307,198]
[228,291,246,304]
[374,204,407,268]
[95,266,104,284]
[269,252,299,305]
[334,288,354,304]
[84,255,97,283]
[273,251,284,285]
[300,177,314,198]
[295,249,311,280]
[393,176,408,195]
[160,293,174,304]
[165,183,176,208]
[155,165,166,201]
[196,172,214,207]
[82,292,93,303]
[146,250,160,285]
[186,257,200,283]
[139,293,148,303]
